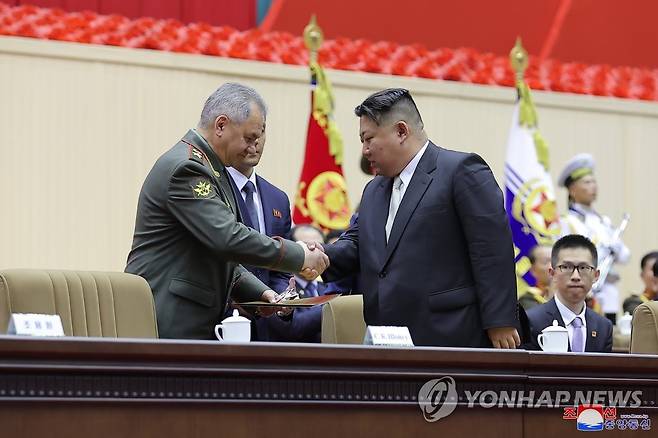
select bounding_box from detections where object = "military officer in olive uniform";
[126,83,328,339]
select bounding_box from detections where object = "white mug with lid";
[537,319,569,352]
[214,309,251,342]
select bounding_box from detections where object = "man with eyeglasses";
[525,234,613,352]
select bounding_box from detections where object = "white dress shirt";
[227,167,266,233]
[554,295,587,350]
[385,141,429,241]
[396,140,429,201]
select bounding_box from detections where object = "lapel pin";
[591,331,597,338]
[272,209,282,218]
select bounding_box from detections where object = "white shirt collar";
[294,275,320,290]
[554,294,587,327]
[396,141,429,189]
[294,276,308,289]
[227,167,258,194]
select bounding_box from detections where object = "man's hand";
[297,241,329,280]
[487,326,521,349]
[255,290,280,317]
[256,281,297,318]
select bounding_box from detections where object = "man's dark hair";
[640,251,658,270]
[354,88,424,129]
[654,258,658,278]
[551,234,598,267]
[290,224,325,243]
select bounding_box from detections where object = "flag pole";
[303,15,323,65]
[293,16,351,231]
[509,37,528,83]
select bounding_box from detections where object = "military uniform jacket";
[126,130,304,339]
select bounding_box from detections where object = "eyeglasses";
[556,263,596,275]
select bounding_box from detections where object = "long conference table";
[0,336,657,437]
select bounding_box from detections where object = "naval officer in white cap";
[558,153,630,323]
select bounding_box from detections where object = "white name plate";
[7,313,65,337]
[363,326,414,347]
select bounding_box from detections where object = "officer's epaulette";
[187,144,207,165]
[182,140,221,179]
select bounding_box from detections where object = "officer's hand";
[274,277,296,318]
[256,290,283,318]
[297,241,329,280]
[487,326,521,349]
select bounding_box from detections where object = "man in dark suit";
[526,234,613,352]
[226,130,292,295]
[225,129,296,341]
[126,83,329,339]
[317,88,520,348]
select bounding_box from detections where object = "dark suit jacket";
[125,130,304,340]
[324,142,518,347]
[227,173,292,293]
[525,298,613,353]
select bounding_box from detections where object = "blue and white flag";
[504,82,560,290]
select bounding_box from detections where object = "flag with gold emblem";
[504,40,560,293]
[293,17,351,231]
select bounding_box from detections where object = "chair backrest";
[321,295,366,344]
[0,269,158,338]
[630,301,658,354]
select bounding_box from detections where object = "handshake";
[296,240,329,281]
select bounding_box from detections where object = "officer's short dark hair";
[354,88,423,130]
[551,235,598,268]
[640,251,658,271]
[653,258,658,278]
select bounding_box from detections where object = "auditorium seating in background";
[630,301,658,354]
[321,295,366,344]
[0,269,158,338]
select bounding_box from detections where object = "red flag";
[293,61,351,230]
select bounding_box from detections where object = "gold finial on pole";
[303,15,324,63]
[509,37,528,81]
